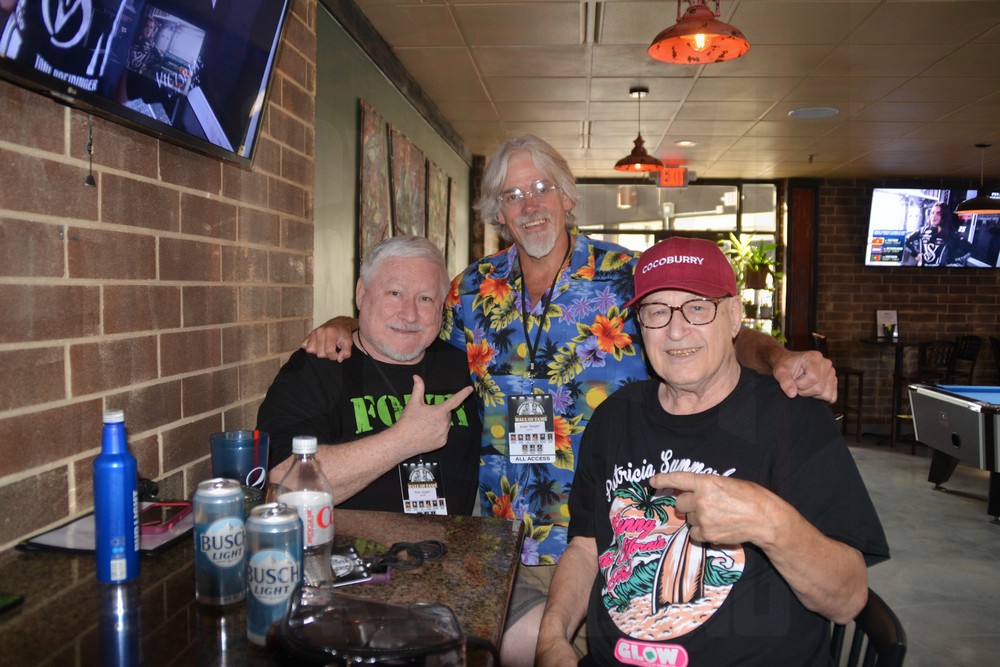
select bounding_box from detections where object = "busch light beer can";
[246,502,302,646]
[194,478,246,605]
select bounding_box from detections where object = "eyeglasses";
[636,297,726,329]
[497,180,559,208]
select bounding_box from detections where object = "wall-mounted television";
[0,0,290,167]
[864,187,1000,268]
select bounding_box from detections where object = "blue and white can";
[246,502,302,646]
[193,478,246,605]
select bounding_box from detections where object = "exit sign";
[658,167,687,188]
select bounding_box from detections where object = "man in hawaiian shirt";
[301,135,836,665]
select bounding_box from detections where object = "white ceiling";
[350,0,1000,182]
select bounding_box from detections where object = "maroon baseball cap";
[625,237,738,308]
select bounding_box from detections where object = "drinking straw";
[253,429,260,468]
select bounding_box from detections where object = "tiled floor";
[850,437,1000,667]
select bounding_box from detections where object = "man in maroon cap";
[537,237,889,666]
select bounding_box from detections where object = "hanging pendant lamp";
[955,144,1000,215]
[614,86,663,173]
[648,0,750,65]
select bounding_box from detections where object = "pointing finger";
[440,384,474,411]
[649,471,701,493]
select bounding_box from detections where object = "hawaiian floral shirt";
[441,229,651,565]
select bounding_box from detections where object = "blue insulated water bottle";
[94,409,140,583]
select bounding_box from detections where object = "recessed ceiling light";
[675,140,697,147]
[788,107,839,120]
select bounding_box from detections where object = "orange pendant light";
[614,86,663,173]
[648,0,749,65]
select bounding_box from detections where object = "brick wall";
[0,1,317,550]
[815,180,1000,427]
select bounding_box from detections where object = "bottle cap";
[103,409,125,424]
[292,435,318,454]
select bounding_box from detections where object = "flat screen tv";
[0,0,290,166]
[864,187,1000,268]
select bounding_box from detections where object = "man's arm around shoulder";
[734,328,837,403]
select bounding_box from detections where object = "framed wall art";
[389,125,426,237]
[357,99,391,262]
[426,160,449,253]
[446,177,460,278]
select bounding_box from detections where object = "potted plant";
[719,233,778,290]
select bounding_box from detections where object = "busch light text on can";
[194,478,246,606]
[246,502,302,646]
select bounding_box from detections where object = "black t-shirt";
[570,368,889,666]
[256,339,480,514]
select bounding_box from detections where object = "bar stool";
[811,333,864,441]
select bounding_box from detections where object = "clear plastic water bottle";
[275,436,334,586]
[94,409,140,583]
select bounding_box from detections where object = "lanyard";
[356,331,427,411]
[356,331,429,463]
[518,237,573,380]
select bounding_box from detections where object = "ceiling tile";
[941,103,1000,124]
[784,77,908,103]
[729,0,870,46]
[687,77,800,102]
[674,100,775,122]
[591,44,699,78]
[488,77,589,102]
[847,1,1000,45]
[922,44,1000,78]
[435,101,500,121]
[454,3,581,46]
[665,119,757,136]
[851,102,966,123]
[698,45,832,78]
[362,5,464,47]
[810,44,955,78]
[393,46,481,79]
[589,76,695,102]
[882,77,1000,104]
[472,45,592,77]
[589,100,680,121]
[493,102,588,121]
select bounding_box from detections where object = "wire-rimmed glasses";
[497,179,559,208]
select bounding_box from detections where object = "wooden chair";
[951,335,982,385]
[895,340,957,452]
[831,588,907,667]
[992,336,1000,382]
[812,333,864,441]
[914,339,958,384]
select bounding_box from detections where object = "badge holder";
[507,393,557,463]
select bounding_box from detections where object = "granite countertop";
[0,509,523,666]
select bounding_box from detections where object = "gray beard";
[380,345,423,363]
[358,330,425,364]
[516,219,560,259]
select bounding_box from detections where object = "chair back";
[831,588,907,667]
[951,335,982,384]
[811,332,830,357]
[915,339,957,384]
[992,336,1000,381]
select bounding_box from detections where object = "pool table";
[908,384,1000,523]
